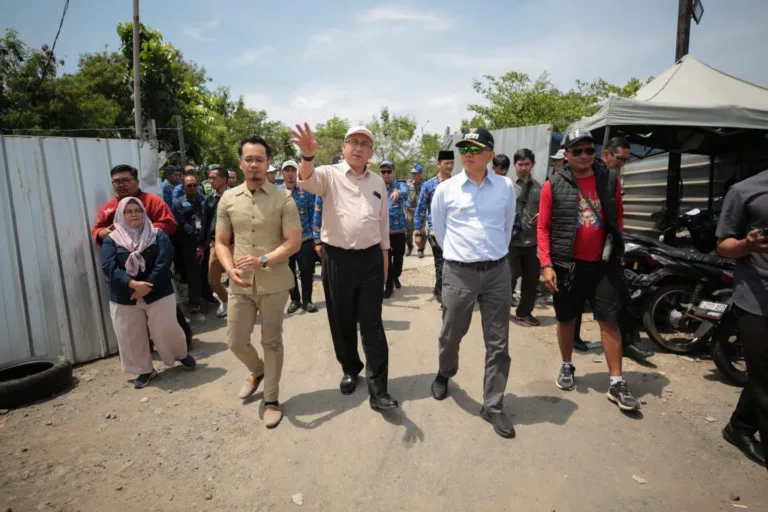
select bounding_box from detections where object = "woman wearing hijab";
[101,197,196,388]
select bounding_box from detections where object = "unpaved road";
[1,254,766,512]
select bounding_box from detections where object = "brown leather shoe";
[238,373,264,399]
[264,404,283,429]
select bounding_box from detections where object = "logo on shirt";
[578,192,602,228]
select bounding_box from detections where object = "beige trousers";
[226,290,289,401]
[110,294,188,374]
[208,242,231,303]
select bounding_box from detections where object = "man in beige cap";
[291,122,399,412]
[215,135,302,429]
[266,165,277,184]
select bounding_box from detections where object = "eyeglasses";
[111,177,135,186]
[344,139,373,150]
[123,209,143,215]
[380,170,393,175]
[458,146,484,155]
[610,152,630,164]
[568,147,596,157]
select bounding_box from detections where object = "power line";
[2,126,179,134]
[12,0,70,128]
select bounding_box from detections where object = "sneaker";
[203,295,220,305]
[178,355,196,370]
[134,370,157,389]
[303,302,319,313]
[556,364,576,391]
[286,301,301,314]
[406,247,413,257]
[239,373,264,399]
[418,250,425,259]
[216,302,228,318]
[607,380,640,411]
[514,313,540,326]
[573,338,590,352]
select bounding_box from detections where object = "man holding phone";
[716,169,768,469]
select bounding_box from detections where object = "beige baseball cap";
[344,126,375,145]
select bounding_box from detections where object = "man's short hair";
[110,164,138,178]
[605,137,631,153]
[212,167,228,180]
[164,165,180,178]
[513,149,535,164]
[183,174,198,184]
[184,165,196,174]
[492,154,511,170]
[238,135,272,159]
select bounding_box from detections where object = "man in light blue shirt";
[429,127,518,439]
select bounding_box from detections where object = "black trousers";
[508,245,540,316]
[182,237,202,307]
[322,244,389,395]
[428,235,444,298]
[171,232,186,278]
[289,239,316,304]
[729,308,768,469]
[386,232,407,290]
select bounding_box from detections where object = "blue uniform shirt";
[172,183,205,202]
[387,181,409,234]
[431,170,516,263]
[414,175,449,236]
[279,184,315,241]
[313,195,323,242]
[161,180,174,208]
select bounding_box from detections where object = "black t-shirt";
[715,170,768,316]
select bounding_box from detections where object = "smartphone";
[760,227,768,238]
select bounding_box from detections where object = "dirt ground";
[1,253,766,512]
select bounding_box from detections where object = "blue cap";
[380,160,395,169]
[411,164,423,174]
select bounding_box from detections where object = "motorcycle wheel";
[712,329,747,387]
[642,283,707,354]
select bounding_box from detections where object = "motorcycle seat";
[654,246,734,269]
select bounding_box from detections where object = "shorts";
[552,260,622,323]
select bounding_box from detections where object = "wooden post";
[176,115,186,165]
[132,0,142,138]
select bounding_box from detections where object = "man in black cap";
[429,127,517,438]
[538,128,640,412]
[415,150,455,305]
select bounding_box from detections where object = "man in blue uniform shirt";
[380,160,409,298]
[430,127,517,439]
[415,150,455,305]
[280,160,318,314]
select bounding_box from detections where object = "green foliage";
[314,115,350,165]
[463,71,652,133]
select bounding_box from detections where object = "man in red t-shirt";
[537,129,639,413]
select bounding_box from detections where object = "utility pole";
[664,0,695,245]
[132,0,142,139]
[177,115,186,165]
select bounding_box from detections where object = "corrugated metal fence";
[447,124,553,183]
[0,136,161,365]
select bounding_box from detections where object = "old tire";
[0,356,73,409]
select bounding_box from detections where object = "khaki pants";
[110,294,188,374]
[226,290,289,401]
[208,243,231,303]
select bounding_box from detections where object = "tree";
[463,71,652,133]
[313,115,349,165]
[366,107,420,179]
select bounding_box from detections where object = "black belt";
[448,257,506,271]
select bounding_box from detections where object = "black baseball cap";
[563,128,596,149]
[455,127,495,150]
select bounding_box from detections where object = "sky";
[3,0,768,136]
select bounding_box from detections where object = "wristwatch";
[259,255,269,268]
[541,264,553,270]
[301,154,315,161]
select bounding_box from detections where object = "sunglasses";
[458,146,485,155]
[184,184,198,188]
[568,147,596,157]
[610,152,630,164]
[380,170,393,175]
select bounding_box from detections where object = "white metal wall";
[0,135,161,365]
[446,124,554,184]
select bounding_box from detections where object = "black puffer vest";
[549,158,623,267]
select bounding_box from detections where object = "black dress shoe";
[624,342,653,361]
[383,287,393,299]
[304,302,319,313]
[370,393,399,411]
[340,374,358,395]
[573,338,590,352]
[287,301,301,314]
[394,278,401,289]
[431,375,448,400]
[723,423,766,467]
[480,408,516,439]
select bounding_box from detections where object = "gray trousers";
[438,260,512,413]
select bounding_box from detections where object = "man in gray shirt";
[716,169,768,470]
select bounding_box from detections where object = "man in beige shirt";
[215,135,302,429]
[291,123,398,412]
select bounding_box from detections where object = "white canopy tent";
[570,55,768,155]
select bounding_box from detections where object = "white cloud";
[230,46,276,65]
[182,20,219,42]
[358,6,454,31]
